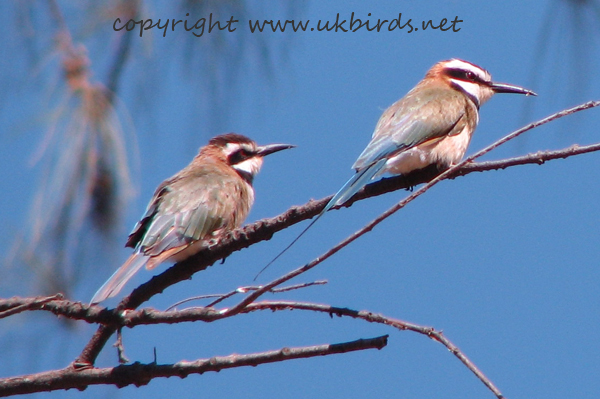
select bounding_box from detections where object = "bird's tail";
[323,158,387,214]
[90,253,148,304]
[254,159,387,280]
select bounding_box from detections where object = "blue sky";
[2,1,600,398]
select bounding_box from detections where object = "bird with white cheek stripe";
[257,59,536,277]
[328,58,536,207]
[91,133,294,304]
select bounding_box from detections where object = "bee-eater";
[92,133,294,303]
[259,59,536,276]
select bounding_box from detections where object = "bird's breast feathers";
[385,122,473,175]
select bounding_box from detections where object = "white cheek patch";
[233,157,263,176]
[450,79,483,107]
[450,79,481,100]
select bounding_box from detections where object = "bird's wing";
[91,164,250,303]
[128,165,250,260]
[125,183,169,249]
[352,87,468,171]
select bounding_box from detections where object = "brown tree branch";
[213,101,600,321]
[0,296,503,398]
[0,294,63,319]
[2,100,599,367]
[0,336,387,397]
[120,300,502,398]
[455,143,600,176]
[167,279,328,310]
[2,139,598,327]
[1,102,595,369]
[240,301,505,399]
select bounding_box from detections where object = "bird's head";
[204,133,295,183]
[426,59,536,108]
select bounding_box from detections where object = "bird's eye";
[229,148,251,165]
[240,149,252,158]
[446,68,480,83]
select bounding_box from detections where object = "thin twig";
[0,336,388,396]
[240,301,505,399]
[270,280,328,293]
[454,143,600,176]
[166,280,328,310]
[114,328,129,365]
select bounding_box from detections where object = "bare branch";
[0,297,116,325]
[216,101,600,319]
[167,280,328,310]
[8,102,597,366]
[0,295,64,319]
[0,297,502,398]
[0,141,595,329]
[455,143,600,176]
[125,300,507,398]
[0,336,387,397]
[113,328,130,365]
[241,301,505,399]
[270,280,329,293]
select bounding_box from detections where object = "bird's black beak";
[256,143,296,157]
[490,82,537,96]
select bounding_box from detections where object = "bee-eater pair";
[91,59,535,304]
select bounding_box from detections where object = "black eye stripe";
[446,68,487,85]
[229,148,254,165]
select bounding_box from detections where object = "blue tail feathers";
[324,158,387,213]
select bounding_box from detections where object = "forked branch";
[1,102,598,398]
